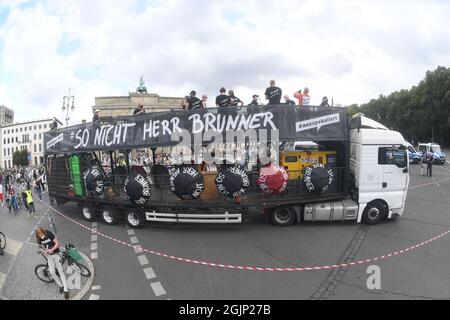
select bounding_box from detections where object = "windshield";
[431,145,442,153]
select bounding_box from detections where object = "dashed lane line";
[151,282,167,297]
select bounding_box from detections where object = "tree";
[13,150,29,167]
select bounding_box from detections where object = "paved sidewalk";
[1,240,94,300]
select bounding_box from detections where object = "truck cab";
[350,116,409,224]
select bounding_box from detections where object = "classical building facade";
[0,105,14,126]
[1,119,55,169]
[92,93,184,119]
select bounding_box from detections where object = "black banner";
[44,105,348,155]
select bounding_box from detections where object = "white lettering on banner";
[122,123,136,143]
[75,129,90,149]
[143,117,182,139]
[46,134,64,149]
[296,113,340,132]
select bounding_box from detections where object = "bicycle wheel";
[35,264,55,283]
[0,232,6,250]
[69,260,91,278]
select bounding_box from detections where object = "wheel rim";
[274,208,292,224]
[103,211,114,224]
[368,207,380,222]
[82,207,92,220]
[128,213,140,227]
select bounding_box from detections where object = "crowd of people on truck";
[0,167,45,217]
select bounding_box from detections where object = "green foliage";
[13,149,29,167]
[347,66,450,146]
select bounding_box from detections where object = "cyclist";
[36,227,69,299]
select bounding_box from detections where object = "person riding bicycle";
[36,227,69,299]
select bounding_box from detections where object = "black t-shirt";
[38,231,60,254]
[248,100,259,106]
[188,97,202,109]
[285,100,296,106]
[216,95,231,108]
[265,86,282,105]
[230,96,242,107]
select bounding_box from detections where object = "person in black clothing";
[320,96,331,107]
[229,90,244,107]
[248,95,259,106]
[216,87,231,108]
[265,80,282,105]
[133,104,146,115]
[427,154,433,177]
[93,109,100,122]
[283,95,296,106]
[185,91,202,110]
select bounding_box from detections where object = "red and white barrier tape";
[39,200,450,272]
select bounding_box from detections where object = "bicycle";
[0,231,5,255]
[35,243,91,283]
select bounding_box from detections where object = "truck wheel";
[80,204,97,222]
[270,207,296,227]
[362,202,386,225]
[101,208,119,225]
[126,210,144,229]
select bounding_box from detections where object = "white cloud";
[0,0,450,125]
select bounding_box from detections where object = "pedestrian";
[185,90,202,110]
[420,151,426,176]
[427,153,433,177]
[35,180,42,201]
[229,90,244,107]
[8,186,19,215]
[283,95,296,106]
[248,95,260,106]
[265,80,282,105]
[0,183,3,206]
[182,96,189,110]
[320,96,330,107]
[216,87,231,108]
[36,227,70,299]
[133,103,146,116]
[25,186,36,216]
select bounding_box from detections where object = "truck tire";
[362,202,386,225]
[126,210,144,229]
[101,208,119,225]
[270,207,296,227]
[80,204,97,222]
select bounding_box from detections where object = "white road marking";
[91,235,98,242]
[130,236,139,244]
[92,228,97,234]
[4,237,22,256]
[91,285,102,291]
[134,245,143,254]
[144,267,156,280]
[89,294,100,300]
[137,255,149,266]
[127,229,136,236]
[90,252,98,260]
[91,243,98,251]
[0,272,5,289]
[150,282,166,297]
[92,222,98,228]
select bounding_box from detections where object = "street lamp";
[62,88,75,127]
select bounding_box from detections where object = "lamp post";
[62,88,75,127]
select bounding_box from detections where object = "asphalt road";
[1,161,450,300]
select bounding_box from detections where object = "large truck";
[44,105,409,228]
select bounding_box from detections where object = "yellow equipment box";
[280,151,337,180]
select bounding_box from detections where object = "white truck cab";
[350,116,410,223]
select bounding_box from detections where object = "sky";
[0,0,449,125]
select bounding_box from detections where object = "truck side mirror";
[403,168,409,174]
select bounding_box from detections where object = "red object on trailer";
[257,164,290,195]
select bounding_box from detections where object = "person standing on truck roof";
[320,96,330,107]
[186,91,202,110]
[294,89,303,106]
[216,87,231,108]
[133,103,146,115]
[265,80,282,105]
[302,87,311,106]
[201,95,208,109]
[229,90,244,107]
[283,95,296,106]
[248,95,260,106]
[93,109,101,122]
